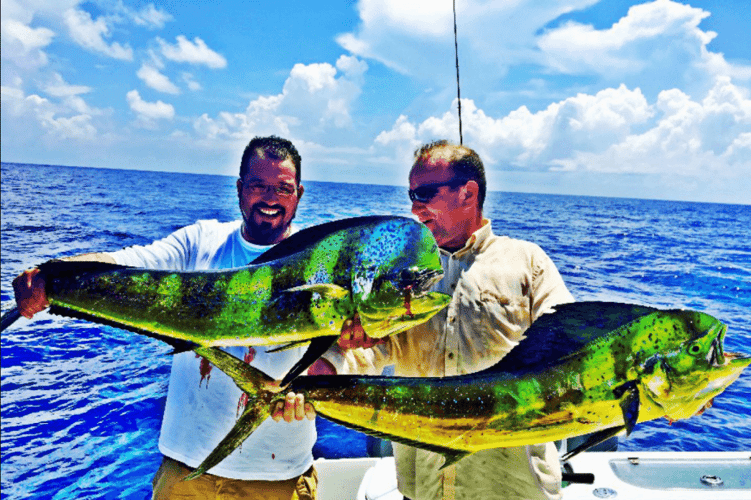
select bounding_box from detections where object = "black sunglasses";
[408,178,468,203]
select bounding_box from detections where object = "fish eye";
[689,344,702,355]
[400,268,417,281]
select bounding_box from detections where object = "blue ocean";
[1,162,750,499]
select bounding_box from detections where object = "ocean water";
[1,162,749,499]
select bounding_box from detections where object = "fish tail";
[185,347,283,480]
[1,307,21,332]
[184,403,272,480]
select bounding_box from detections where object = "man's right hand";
[12,268,49,319]
[11,253,116,319]
[338,314,385,350]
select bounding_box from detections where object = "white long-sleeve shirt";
[109,219,315,480]
[334,220,574,500]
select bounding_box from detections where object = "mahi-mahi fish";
[1,216,451,383]
[185,301,750,479]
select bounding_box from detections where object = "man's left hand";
[272,392,316,422]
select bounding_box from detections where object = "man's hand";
[338,314,385,350]
[308,358,336,375]
[271,392,316,423]
[11,254,116,319]
[12,268,49,319]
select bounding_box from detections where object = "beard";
[242,203,296,244]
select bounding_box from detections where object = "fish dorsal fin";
[249,216,410,265]
[38,259,132,287]
[484,302,658,375]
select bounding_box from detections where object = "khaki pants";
[152,456,317,500]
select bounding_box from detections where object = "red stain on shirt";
[236,347,257,416]
[243,346,256,364]
[196,354,213,388]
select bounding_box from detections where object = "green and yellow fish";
[188,302,750,479]
[6,216,450,382]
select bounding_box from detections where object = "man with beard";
[13,136,323,500]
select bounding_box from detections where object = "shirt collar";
[440,218,493,258]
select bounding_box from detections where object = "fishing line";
[453,0,463,145]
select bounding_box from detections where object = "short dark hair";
[413,140,487,210]
[240,136,302,184]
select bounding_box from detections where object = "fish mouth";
[707,322,726,367]
[706,321,751,369]
[358,290,451,338]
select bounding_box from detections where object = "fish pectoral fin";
[184,403,271,481]
[560,426,626,462]
[283,283,349,299]
[280,336,339,387]
[614,380,640,435]
[439,450,473,470]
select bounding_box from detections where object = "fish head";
[637,310,751,421]
[351,218,450,338]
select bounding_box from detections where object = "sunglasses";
[242,179,297,198]
[408,178,468,203]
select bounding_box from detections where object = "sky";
[2,0,750,204]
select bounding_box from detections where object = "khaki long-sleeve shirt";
[334,220,574,500]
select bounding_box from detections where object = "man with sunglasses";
[13,136,323,500]
[327,140,574,500]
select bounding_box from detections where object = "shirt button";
[448,352,454,360]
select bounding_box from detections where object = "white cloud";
[145,48,166,69]
[132,4,173,29]
[3,18,55,52]
[43,72,92,97]
[193,55,368,142]
[375,77,751,179]
[64,8,133,60]
[561,76,751,176]
[537,0,751,96]
[1,84,104,140]
[181,72,202,91]
[137,64,180,94]
[158,36,227,69]
[338,0,598,80]
[1,19,55,68]
[539,1,712,74]
[1,85,26,101]
[126,89,175,123]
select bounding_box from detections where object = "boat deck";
[315,452,751,500]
